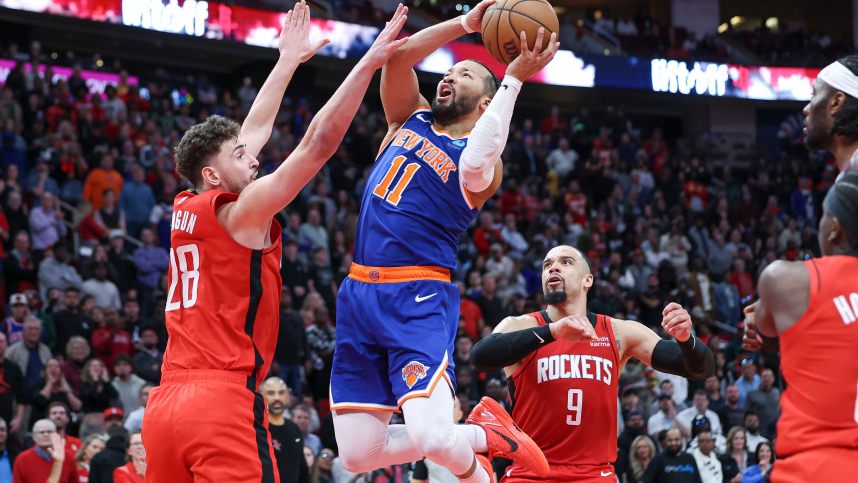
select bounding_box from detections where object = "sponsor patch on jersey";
[447,140,466,150]
[589,336,611,347]
[401,361,430,389]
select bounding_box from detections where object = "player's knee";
[411,425,456,461]
[337,445,374,473]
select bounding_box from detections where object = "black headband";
[824,173,858,245]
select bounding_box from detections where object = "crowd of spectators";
[0,36,833,482]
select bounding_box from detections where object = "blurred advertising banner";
[0,0,820,100]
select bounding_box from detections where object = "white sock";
[456,424,489,453]
[457,455,491,483]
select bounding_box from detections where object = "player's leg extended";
[402,382,491,482]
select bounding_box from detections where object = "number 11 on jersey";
[373,155,421,206]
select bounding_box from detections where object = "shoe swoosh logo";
[415,293,438,303]
[488,427,518,452]
[600,471,613,477]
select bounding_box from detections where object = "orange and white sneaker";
[466,397,549,477]
[476,454,495,482]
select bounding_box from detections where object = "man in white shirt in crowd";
[690,430,723,483]
[648,394,690,438]
[677,389,722,439]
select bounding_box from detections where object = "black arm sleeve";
[412,460,429,479]
[469,324,555,372]
[650,337,715,380]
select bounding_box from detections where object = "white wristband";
[500,75,523,93]
[460,15,476,34]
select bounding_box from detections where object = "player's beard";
[804,96,832,150]
[431,92,478,125]
[545,280,568,305]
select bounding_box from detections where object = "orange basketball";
[481,0,560,65]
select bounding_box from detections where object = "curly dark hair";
[174,115,240,187]
[831,55,858,138]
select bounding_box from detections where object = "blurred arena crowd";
[0,35,832,482]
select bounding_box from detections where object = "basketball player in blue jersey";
[331,2,560,482]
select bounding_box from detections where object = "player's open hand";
[362,4,410,70]
[505,28,560,81]
[661,302,692,342]
[463,0,496,33]
[741,302,764,351]
[279,1,330,63]
[549,314,597,343]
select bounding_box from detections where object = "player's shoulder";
[493,313,540,334]
[759,259,809,295]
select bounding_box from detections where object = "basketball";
[481,0,559,65]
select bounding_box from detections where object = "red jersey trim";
[601,315,621,363]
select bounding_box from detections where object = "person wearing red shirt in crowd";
[591,127,617,169]
[113,432,145,483]
[91,307,132,372]
[75,435,106,482]
[565,180,588,226]
[458,282,484,342]
[643,128,669,174]
[472,212,502,257]
[729,259,755,300]
[539,105,569,134]
[48,402,82,455]
[12,419,78,483]
[499,178,525,217]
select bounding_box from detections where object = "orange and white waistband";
[348,263,451,283]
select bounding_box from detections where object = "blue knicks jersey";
[353,108,479,269]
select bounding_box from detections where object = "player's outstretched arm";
[617,303,714,380]
[470,313,595,375]
[224,5,409,233]
[380,0,495,128]
[461,28,560,206]
[240,1,329,158]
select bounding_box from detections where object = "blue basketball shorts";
[330,272,459,412]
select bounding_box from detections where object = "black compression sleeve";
[470,324,555,371]
[650,337,715,380]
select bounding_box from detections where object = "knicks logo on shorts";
[401,361,430,389]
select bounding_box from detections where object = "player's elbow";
[302,126,339,161]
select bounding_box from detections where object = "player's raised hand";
[661,302,692,342]
[463,0,497,33]
[362,4,410,70]
[741,302,764,352]
[549,314,597,343]
[279,1,330,62]
[505,28,560,81]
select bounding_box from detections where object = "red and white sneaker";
[476,454,495,482]
[466,397,549,477]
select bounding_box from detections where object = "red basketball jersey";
[506,311,620,480]
[775,256,858,458]
[161,190,282,390]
